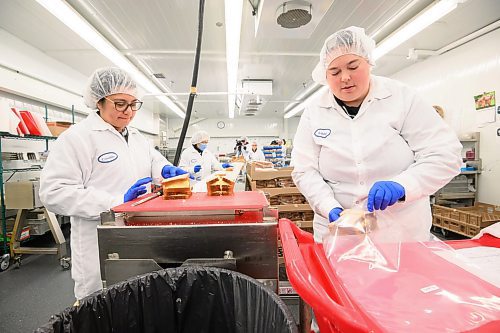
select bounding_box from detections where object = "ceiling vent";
[248,98,263,106]
[153,73,166,79]
[276,1,312,29]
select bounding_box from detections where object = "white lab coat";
[247,148,266,162]
[39,111,169,299]
[291,75,462,243]
[179,145,222,181]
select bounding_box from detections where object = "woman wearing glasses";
[39,67,188,300]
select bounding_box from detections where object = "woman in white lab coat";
[179,130,232,181]
[291,27,462,243]
[247,141,265,162]
[39,67,188,300]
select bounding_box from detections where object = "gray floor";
[0,224,74,332]
[0,178,248,332]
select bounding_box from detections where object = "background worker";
[179,130,232,181]
[39,67,188,300]
[234,136,250,160]
[291,26,462,243]
[247,141,265,162]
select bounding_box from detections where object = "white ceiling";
[1,0,499,119]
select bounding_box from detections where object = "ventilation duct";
[276,1,312,29]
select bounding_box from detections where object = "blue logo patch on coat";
[98,152,118,163]
[314,128,331,138]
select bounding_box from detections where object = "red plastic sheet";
[279,219,500,333]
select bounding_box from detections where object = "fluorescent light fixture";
[224,0,244,119]
[370,0,420,40]
[284,86,328,118]
[373,0,459,61]
[284,82,319,112]
[36,0,185,118]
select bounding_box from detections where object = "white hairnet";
[84,67,138,109]
[312,26,376,85]
[191,130,210,144]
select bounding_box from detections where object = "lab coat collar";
[317,75,392,109]
[87,111,139,135]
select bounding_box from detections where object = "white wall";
[0,28,159,135]
[285,117,301,146]
[167,118,285,154]
[390,29,500,205]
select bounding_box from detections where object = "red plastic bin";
[278,218,500,333]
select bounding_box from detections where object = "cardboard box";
[254,187,302,196]
[5,181,42,209]
[46,121,71,137]
[246,165,294,180]
[276,203,311,212]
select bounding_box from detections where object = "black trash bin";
[35,266,297,333]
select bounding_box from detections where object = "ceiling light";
[284,86,327,118]
[373,0,460,61]
[224,0,244,119]
[35,0,185,118]
[284,82,319,112]
[370,0,420,40]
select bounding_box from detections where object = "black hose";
[173,0,205,165]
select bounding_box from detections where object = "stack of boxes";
[246,164,313,232]
[432,203,500,237]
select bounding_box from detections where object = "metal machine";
[98,191,279,291]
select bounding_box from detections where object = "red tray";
[113,191,268,213]
[279,219,500,333]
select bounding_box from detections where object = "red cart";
[279,219,500,332]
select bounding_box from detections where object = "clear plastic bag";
[324,208,401,272]
[321,206,500,332]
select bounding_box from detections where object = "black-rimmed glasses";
[104,97,143,112]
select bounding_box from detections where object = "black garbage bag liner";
[35,266,297,333]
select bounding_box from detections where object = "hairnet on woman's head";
[84,67,138,108]
[191,130,210,145]
[312,26,376,85]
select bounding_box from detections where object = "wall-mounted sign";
[474,91,496,127]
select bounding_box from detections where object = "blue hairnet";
[84,67,138,108]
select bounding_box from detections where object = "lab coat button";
[360,181,364,185]
[355,200,360,204]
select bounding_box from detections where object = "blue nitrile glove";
[162,165,189,179]
[329,207,344,223]
[367,181,405,212]
[194,165,202,173]
[222,163,233,168]
[124,177,152,202]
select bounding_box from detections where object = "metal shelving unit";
[433,132,482,237]
[0,131,69,271]
[435,133,481,207]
